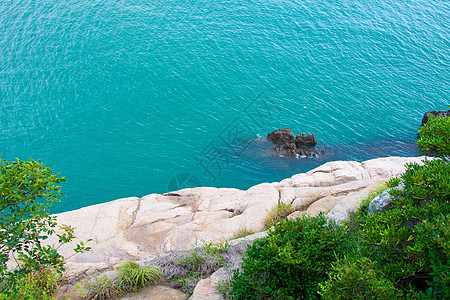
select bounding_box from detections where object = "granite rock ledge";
[49,156,425,279]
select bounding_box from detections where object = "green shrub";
[318,257,402,300]
[388,159,450,208]
[0,266,63,299]
[406,215,450,299]
[417,114,450,157]
[344,183,389,233]
[0,157,90,295]
[359,158,450,294]
[230,214,349,299]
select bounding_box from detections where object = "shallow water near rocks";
[1,0,448,213]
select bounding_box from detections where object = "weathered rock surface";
[421,110,450,126]
[267,128,295,144]
[295,133,317,147]
[50,156,425,281]
[121,285,188,300]
[273,142,297,156]
[267,129,322,157]
[189,267,227,300]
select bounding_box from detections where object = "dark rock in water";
[268,128,322,158]
[297,147,312,157]
[295,133,317,147]
[421,110,450,126]
[297,147,325,157]
[267,128,295,144]
[273,142,297,156]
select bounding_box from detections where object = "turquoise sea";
[1,0,449,213]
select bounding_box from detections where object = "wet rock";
[273,142,297,156]
[421,110,450,126]
[295,133,317,147]
[267,128,295,144]
[297,147,325,158]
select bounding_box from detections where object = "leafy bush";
[230,215,349,299]
[318,257,402,300]
[357,157,450,295]
[388,159,450,208]
[344,183,388,233]
[227,116,450,299]
[417,114,450,157]
[0,266,64,299]
[406,215,450,299]
[0,157,90,294]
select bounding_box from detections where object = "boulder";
[121,285,187,300]
[421,110,450,126]
[273,142,297,156]
[306,196,340,216]
[189,268,227,300]
[267,128,295,144]
[368,184,404,215]
[295,133,317,147]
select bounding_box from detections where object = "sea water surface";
[0,0,449,213]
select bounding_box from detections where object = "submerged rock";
[297,147,324,157]
[273,142,297,156]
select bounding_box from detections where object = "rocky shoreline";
[49,156,425,298]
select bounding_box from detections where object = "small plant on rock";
[231,226,255,240]
[264,202,299,229]
[116,261,161,292]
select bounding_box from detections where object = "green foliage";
[230,215,349,299]
[407,215,450,299]
[116,261,161,292]
[0,157,90,293]
[318,257,402,300]
[230,152,449,298]
[203,240,230,257]
[0,266,63,299]
[389,159,450,208]
[84,274,120,300]
[84,261,161,299]
[417,114,450,157]
[216,279,233,300]
[344,183,389,233]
